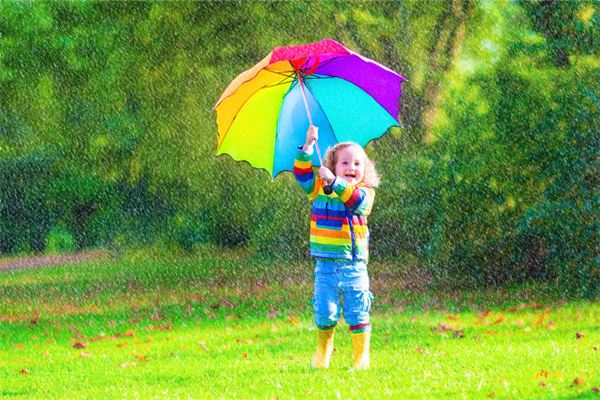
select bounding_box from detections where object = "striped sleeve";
[331,178,375,216]
[294,148,316,198]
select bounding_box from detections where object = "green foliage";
[45,226,76,253]
[0,154,53,253]
[388,1,598,297]
[0,1,597,296]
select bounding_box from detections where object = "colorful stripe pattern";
[349,322,371,334]
[213,39,405,178]
[294,149,375,261]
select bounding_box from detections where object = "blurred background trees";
[0,0,597,297]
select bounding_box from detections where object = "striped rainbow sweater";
[294,148,375,261]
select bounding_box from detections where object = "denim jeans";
[312,258,373,331]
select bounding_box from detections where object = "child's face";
[334,146,365,185]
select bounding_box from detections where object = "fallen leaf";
[79,352,92,358]
[150,311,164,321]
[120,362,137,368]
[241,353,248,359]
[445,313,459,321]
[592,386,599,393]
[539,381,547,387]
[433,323,454,333]
[72,342,87,349]
[287,317,300,326]
[236,338,254,344]
[19,369,30,375]
[487,391,496,398]
[133,352,150,362]
[42,351,50,357]
[576,332,584,339]
[572,377,585,386]
[117,342,128,348]
[124,329,136,337]
[91,334,107,342]
[68,326,81,334]
[536,370,550,378]
[198,340,209,351]
[453,329,465,338]
[546,322,556,331]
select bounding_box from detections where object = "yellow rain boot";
[350,331,370,370]
[311,328,335,369]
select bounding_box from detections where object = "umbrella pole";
[296,70,332,194]
[296,71,324,166]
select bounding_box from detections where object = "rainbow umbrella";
[213,38,406,178]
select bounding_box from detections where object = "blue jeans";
[312,258,373,332]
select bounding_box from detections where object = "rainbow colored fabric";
[294,149,374,261]
[213,39,405,178]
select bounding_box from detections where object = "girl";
[293,125,379,370]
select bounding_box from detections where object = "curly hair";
[323,142,380,188]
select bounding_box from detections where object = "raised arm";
[293,126,319,197]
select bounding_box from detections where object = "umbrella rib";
[265,68,297,79]
[263,76,295,89]
[303,74,336,81]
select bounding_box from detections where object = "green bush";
[45,226,76,253]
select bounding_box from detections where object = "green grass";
[0,249,598,399]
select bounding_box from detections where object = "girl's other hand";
[319,166,335,185]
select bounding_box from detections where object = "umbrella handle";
[296,70,333,195]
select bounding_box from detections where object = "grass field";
[0,249,598,399]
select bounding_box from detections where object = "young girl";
[293,125,379,370]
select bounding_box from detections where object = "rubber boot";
[350,331,370,370]
[311,328,335,369]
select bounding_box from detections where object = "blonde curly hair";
[324,142,380,188]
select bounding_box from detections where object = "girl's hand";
[319,166,335,185]
[303,125,318,151]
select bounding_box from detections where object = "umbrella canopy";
[213,39,406,178]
